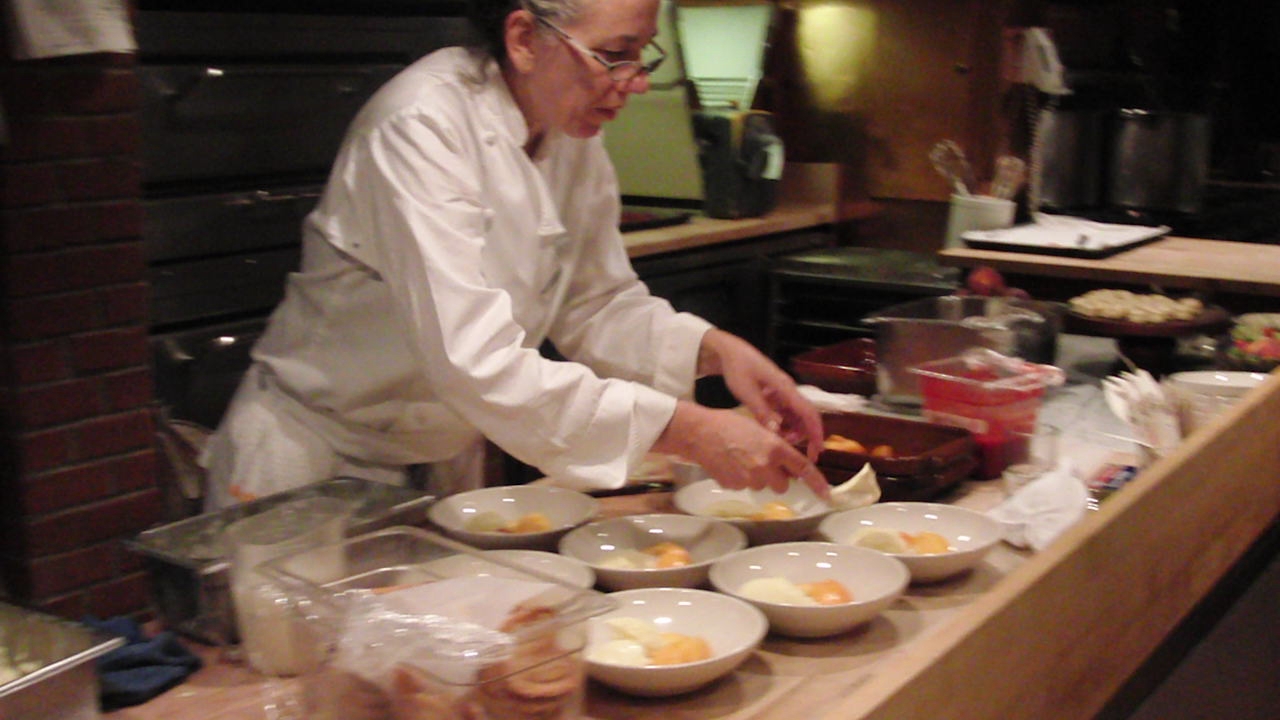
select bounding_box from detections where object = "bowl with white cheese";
[558,513,747,591]
[817,501,1002,583]
[708,541,909,638]
[583,587,767,697]
[427,485,598,550]
[672,479,833,545]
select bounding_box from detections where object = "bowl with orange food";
[817,501,1003,583]
[584,587,768,697]
[709,541,909,637]
[558,513,747,591]
[426,485,598,551]
[672,479,834,545]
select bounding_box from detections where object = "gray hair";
[468,0,586,62]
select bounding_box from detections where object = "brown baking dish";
[816,412,978,502]
[789,338,878,396]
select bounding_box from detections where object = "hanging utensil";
[929,140,975,196]
[990,155,1027,200]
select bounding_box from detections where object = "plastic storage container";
[261,526,614,720]
[910,350,1064,479]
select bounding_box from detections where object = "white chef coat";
[202,46,711,506]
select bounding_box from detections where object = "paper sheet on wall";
[6,0,136,60]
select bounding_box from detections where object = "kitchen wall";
[0,20,160,618]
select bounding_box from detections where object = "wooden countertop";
[106,368,1280,720]
[623,198,838,260]
[940,235,1280,297]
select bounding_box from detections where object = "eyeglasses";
[534,15,666,84]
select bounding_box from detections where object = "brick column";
[1,43,160,619]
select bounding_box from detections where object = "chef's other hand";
[697,329,825,460]
[653,401,830,499]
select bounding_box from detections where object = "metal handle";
[224,189,322,207]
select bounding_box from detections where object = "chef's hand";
[653,401,830,499]
[697,329,825,460]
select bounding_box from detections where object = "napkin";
[797,384,868,414]
[987,463,1088,551]
[83,615,203,710]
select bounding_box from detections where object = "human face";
[518,0,662,140]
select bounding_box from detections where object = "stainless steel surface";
[1037,107,1104,210]
[863,296,1063,407]
[124,477,435,644]
[1108,109,1211,215]
[0,602,124,720]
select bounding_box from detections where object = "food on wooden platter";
[1068,289,1203,324]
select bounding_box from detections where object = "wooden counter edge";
[820,370,1280,720]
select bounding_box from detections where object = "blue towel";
[83,615,203,710]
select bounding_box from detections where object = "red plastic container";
[910,351,1062,479]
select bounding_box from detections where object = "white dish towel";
[988,462,1088,551]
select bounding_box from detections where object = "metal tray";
[1,602,124,720]
[124,476,434,644]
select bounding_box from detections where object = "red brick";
[0,117,86,162]
[0,205,99,251]
[71,327,149,372]
[85,572,152,619]
[103,368,155,411]
[5,291,104,340]
[28,543,117,596]
[49,68,140,115]
[77,408,154,460]
[25,489,163,555]
[57,158,142,201]
[100,282,149,324]
[0,162,59,207]
[97,201,143,241]
[111,449,159,493]
[15,377,103,427]
[84,115,141,157]
[36,594,89,622]
[22,462,114,514]
[9,340,71,384]
[0,67,53,114]
[6,243,146,296]
[16,427,76,474]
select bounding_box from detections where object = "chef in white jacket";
[201,0,828,509]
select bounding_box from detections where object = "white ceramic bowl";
[1166,370,1267,399]
[817,502,1003,583]
[672,479,833,545]
[558,514,747,591]
[709,542,908,638]
[584,587,767,697]
[418,548,595,589]
[426,485,598,550]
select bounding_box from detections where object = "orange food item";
[823,434,867,454]
[799,579,853,605]
[750,501,797,521]
[902,531,950,554]
[643,541,692,568]
[649,633,713,665]
[870,444,895,458]
[501,512,553,534]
